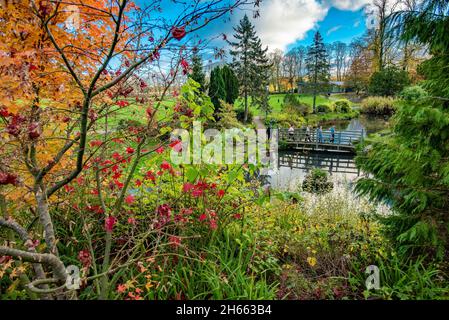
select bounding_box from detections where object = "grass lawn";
[234,93,333,116]
[102,93,346,130]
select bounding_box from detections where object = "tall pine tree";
[189,53,206,92]
[306,31,330,113]
[229,14,270,122]
[208,66,226,119]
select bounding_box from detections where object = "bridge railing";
[279,128,364,146]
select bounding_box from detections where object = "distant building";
[298,80,351,94]
[203,59,227,76]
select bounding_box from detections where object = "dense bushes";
[302,168,333,194]
[368,66,410,97]
[316,104,332,113]
[333,99,352,113]
[266,112,304,128]
[360,96,397,116]
[400,85,428,102]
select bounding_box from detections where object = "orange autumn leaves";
[0,1,137,205]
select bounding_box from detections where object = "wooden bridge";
[279,128,365,153]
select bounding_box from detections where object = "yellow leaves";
[307,257,317,267]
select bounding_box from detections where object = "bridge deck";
[279,128,364,153]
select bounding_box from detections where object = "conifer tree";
[189,53,206,92]
[306,31,330,113]
[356,0,449,259]
[208,66,226,118]
[229,14,270,122]
[221,65,239,104]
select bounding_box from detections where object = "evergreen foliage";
[356,0,449,259]
[229,14,271,122]
[306,32,330,113]
[189,53,206,92]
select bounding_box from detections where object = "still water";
[269,115,389,190]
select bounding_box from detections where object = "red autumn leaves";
[0,171,19,186]
[171,26,186,41]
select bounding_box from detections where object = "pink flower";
[135,179,142,187]
[105,216,117,232]
[209,219,218,230]
[199,213,207,222]
[125,194,135,204]
[192,189,203,198]
[217,189,225,198]
[183,182,194,193]
[156,146,164,154]
[157,204,171,218]
[117,284,127,293]
[126,147,135,154]
[127,217,136,225]
[160,161,171,171]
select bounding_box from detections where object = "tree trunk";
[36,188,58,255]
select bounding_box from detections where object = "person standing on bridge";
[330,125,335,143]
[288,125,295,140]
[305,125,311,142]
[317,126,323,143]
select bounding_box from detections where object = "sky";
[135,0,373,61]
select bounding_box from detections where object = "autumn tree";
[0,0,255,299]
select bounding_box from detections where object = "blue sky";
[289,7,367,50]
[133,0,372,60]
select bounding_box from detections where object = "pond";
[268,115,390,190]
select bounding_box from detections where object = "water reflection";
[270,151,361,190]
[269,115,389,190]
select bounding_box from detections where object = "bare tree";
[268,49,284,93]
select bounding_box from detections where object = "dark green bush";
[302,168,333,194]
[317,104,332,113]
[333,99,352,113]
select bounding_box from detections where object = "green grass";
[234,93,332,116]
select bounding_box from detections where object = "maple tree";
[0,0,256,299]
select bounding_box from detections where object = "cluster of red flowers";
[78,250,92,268]
[182,181,225,199]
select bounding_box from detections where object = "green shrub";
[302,168,333,194]
[368,66,410,97]
[333,99,352,113]
[316,104,332,113]
[361,96,397,116]
[267,113,304,128]
[400,85,428,102]
[283,94,312,115]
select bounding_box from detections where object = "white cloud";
[235,0,373,52]
[325,0,371,11]
[248,0,328,51]
[327,25,342,35]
